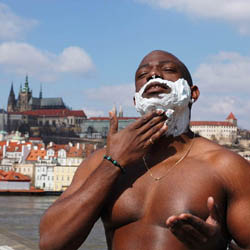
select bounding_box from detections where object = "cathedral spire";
[24,75,29,92]
[39,84,43,99]
[10,82,14,95]
[7,82,16,112]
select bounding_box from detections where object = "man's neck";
[147,129,195,166]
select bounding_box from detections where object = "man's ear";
[133,96,136,106]
[191,85,200,102]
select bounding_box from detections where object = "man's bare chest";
[102,159,226,230]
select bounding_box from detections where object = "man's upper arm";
[58,148,106,201]
[225,154,250,248]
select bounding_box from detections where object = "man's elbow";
[39,234,52,250]
[39,222,57,250]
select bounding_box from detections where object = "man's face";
[135,51,185,97]
[134,51,194,137]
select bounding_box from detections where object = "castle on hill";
[7,76,65,112]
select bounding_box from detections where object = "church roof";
[29,97,40,106]
[29,97,65,107]
[40,98,64,107]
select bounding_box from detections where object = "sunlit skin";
[39,50,250,250]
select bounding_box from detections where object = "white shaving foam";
[134,78,191,137]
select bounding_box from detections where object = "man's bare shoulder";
[194,136,248,166]
[193,136,250,191]
[59,147,106,200]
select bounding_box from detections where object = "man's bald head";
[137,50,193,87]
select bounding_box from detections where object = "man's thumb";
[206,196,220,225]
[109,111,118,135]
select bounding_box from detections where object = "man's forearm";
[39,161,121,250]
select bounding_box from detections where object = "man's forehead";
[138,50,181,69]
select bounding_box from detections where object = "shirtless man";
[39,50,250,250]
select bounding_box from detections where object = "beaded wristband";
[103,155,126,174]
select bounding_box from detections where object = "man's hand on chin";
[166,197,228,250]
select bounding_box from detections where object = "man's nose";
[147,69,163,81]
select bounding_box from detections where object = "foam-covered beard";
[134,78,191,137]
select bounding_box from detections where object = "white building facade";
[190,113,238,144]
[35,160,56,191]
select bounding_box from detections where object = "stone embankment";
[0,228,38,250]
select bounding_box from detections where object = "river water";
[0,196,107,249]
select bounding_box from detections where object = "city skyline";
[0,1,249,129]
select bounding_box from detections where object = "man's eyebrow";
[136,63,149,72]
[136,60,179,72]
[159,60,179,66]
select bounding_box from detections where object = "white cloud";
[56,47,94,74]
[137,0,250,34]
[193,51,250,94]
[84,83,135,108]
[0,42,95,82]
[0,3,37,40]
[191,51,250,128]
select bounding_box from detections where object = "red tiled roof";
[0,170,30,182]
[5,141,32,153]
[11,109,86,118]
[226,112,237,120]
[69,110,87,117]
[47,144,67,150]
[26,148,46,161]
[190,121,236,127]
[67,145,83,157]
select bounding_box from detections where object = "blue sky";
[0,0,249,128]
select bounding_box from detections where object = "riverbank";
[0,196,106,250]
[0,227,38,250]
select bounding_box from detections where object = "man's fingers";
[166,216,208,246]
[176,213,214,236]
[143,122,168,147]
[132,110,165,129]
[109,111,118,135]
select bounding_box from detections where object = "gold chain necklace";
[142,136,195,181]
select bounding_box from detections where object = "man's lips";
[143,82,171,97]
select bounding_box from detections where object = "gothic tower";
[39,84,42,99]
[17,75,32,112]
[7,82,16,112]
